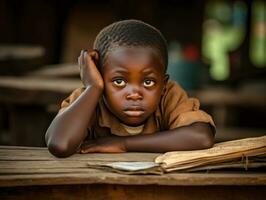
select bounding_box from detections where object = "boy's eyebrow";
[141,68,160,75]
[108,66,161,75]
[108,67,129,74]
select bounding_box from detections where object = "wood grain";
[1,185,265,200]
[0,146,265,187]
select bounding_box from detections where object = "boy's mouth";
[124,107,144,117]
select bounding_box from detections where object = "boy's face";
[102,46,167,126]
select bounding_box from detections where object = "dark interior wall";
[158,0,204,47]
[0,0,205,64]
[0,0,73,64]
[112,0,204,50]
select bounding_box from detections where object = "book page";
[155,135,266,168]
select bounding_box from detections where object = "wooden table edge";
[1,172,266,187]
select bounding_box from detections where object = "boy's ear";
[164,74,169,84]
[162,74,169,95]
[91,49,100,64]
[91,49,102,71]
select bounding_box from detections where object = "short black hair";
[93,19,168,71]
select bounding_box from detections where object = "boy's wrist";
[83,83,104,100]
[123,136,129,152]
[85,81,104,91]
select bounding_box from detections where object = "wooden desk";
[0,146,265,200]
[0,76,81,146]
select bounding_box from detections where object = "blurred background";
[0,0,265,147]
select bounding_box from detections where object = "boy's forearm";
[46,85,103,157]
[124,122,214,153]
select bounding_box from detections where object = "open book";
[155,135,266,172]
[87,135,266,174]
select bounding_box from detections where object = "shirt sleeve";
[161,81,216,131]
[59,87,85,113]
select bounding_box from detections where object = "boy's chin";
[120,118,146,127]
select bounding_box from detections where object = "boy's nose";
[126,86,143,100]
[126,92,143,100]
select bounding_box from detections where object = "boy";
[45,20,215,157]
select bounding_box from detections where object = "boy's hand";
[78,50,104,89]
[79,136,127,153]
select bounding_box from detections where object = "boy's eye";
[143,79,155,87]
[113,79,126,87]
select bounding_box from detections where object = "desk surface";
[0,145,265,188]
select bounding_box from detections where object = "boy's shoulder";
[60,87,86,112]
[164,80,187,98]
[165,80,182,89]
[160,80,190,111]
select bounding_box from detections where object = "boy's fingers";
[86,52,97,68]
[80,49,87,56]
[79,50,87,66]
[78,55,83,67]
[80,145,100,153]
[80,140,98,153]
[78,50,98,69]
[78,56,81,69]
[80,140,95,148]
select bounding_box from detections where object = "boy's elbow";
[45,128,75,158]
[201,136,214,149]
[47,141,73,158]
[192,123,215,149]
[199,131,214,149]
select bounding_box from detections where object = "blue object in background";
[167,60,203,91]
[167,41,204,90]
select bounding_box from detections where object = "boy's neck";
[121,123,144,135]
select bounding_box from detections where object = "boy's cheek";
[104,87,123,101]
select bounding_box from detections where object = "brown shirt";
[60,80,215,139]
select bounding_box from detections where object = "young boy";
[45,20,215,157]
